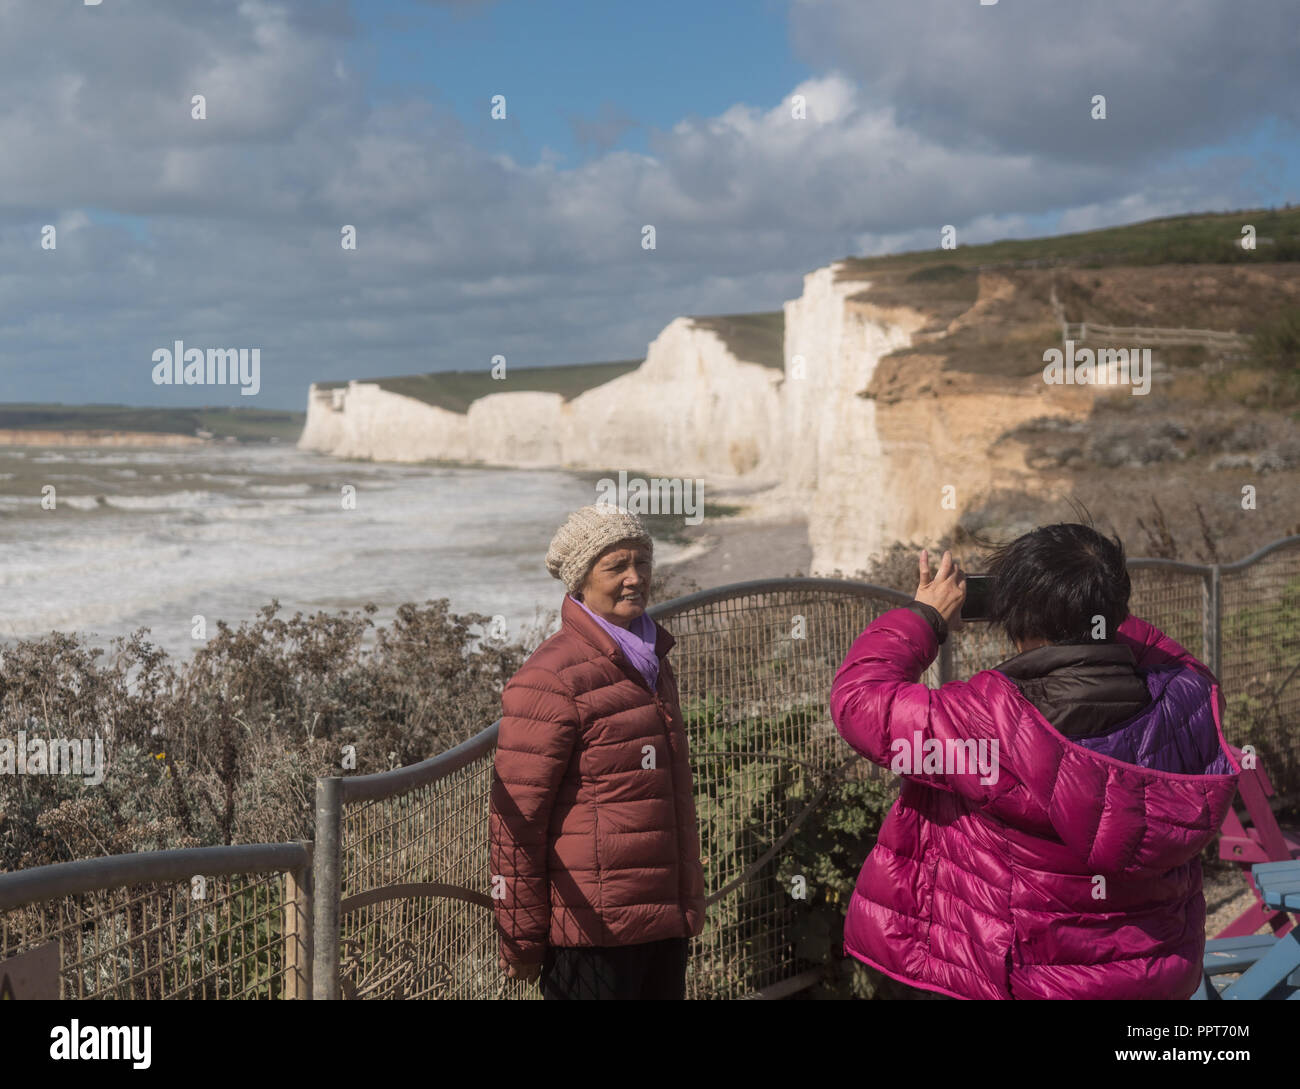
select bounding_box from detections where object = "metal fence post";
[312,777,342,1000]
[1206,565,1222,680]
[938,639,955,686]
[284,840,313,1000]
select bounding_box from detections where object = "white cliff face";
[300,382,472,462]
[560,318,784,478]
[300,265,1087,575]
[299,317,785,481]
[781,266,875,499]
[778,265,930,572]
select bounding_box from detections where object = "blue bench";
[1194,861,1300,999]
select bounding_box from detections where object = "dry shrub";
[0,599,530,868]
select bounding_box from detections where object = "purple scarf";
[571,594,660,691]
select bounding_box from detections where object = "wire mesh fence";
[1128,560,1210,664]
[326,734,534,1000]
[0,844,310,999]
[651,580,922,998]
[1219,541,1300,797]
[1125,542,1300,797]
[948,615,1018,678]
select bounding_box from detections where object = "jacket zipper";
[608,648,693,937]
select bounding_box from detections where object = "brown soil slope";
[862,263,1300,564]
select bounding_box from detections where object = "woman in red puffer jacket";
[489,504,705,1000]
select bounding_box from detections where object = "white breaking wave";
[246,483,314,497]
[192,473,254,485]
[102,490,215,511]
[0,444,598,663]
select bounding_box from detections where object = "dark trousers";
[539,936,689,1000]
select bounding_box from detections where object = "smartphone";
[960,575,996,621]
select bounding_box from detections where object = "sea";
[0,443,640,663]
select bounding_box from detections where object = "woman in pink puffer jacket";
[830,523,1241,1000]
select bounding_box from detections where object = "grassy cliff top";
[322,313,790,415]
[319,360,644,414]
[0,403,305,441]
[322,312,787,414]
[687,312,785,369]
[828,205,1300,380]
[834,205,1300,281]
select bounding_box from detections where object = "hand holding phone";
[916,549,967,630]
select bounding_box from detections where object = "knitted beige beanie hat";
[546,504,654,594]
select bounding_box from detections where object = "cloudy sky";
[2,0,1297,408]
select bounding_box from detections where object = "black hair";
[983,514,1130,645]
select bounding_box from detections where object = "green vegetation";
[0,600,531,871]
[346,359,643,414]
[905,263,970,282]
[682,693,900,999]
[0,403,304,442]
[1255,305,1300,369]
[835,205,1300,280]
[688,312,785,370]
[777,774,902,998]
[842,264,983,336]
[1250,305,1300,404]
[1219,573,1300,793]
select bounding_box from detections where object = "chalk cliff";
[301,262,1089,573]
[299,316,786,482]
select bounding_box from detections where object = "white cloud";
[788,0,1300,162]
[0,0,1288,407]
